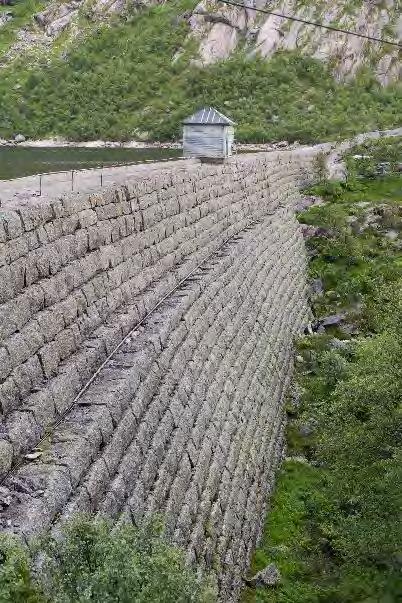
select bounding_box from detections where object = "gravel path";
[0,158,196,208]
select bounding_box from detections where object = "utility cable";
[216,0,402,48]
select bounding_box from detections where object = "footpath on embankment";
[1,127,401,204]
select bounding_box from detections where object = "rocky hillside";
[191,0,401,85]
[1,0,401,82]
[0,0,400,142]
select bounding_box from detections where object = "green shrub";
[0,518,216,603]
[316,330,402,566]
[0,536,41,603]
[345,136,402,179]
[246,171,402,603]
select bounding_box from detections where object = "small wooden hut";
[182,107,235,161]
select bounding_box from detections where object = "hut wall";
[183,124,225,158]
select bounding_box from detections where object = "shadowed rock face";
[0,149,315,600]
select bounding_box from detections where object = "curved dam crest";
[0,149,317,599]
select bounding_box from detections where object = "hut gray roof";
[183,107,235,126]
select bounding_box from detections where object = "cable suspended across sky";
[215,0,402,49]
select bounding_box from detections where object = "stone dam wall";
[0,150,316,600]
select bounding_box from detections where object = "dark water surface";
[0,146,183,180]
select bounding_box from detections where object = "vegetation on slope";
[0,0,45,57]
[0,1,401,143]
[0,517,216,602]
[244,141,402,602]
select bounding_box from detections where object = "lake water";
[0,146,183,180]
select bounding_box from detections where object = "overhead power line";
[216,0,402,48]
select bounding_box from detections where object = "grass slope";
[0,0,401,142]
[243,143,402,602]
[0,0,46,57]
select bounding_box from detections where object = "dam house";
[183,107,235,163]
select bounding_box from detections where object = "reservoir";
[0,146,183,180]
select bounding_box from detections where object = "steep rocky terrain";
[191,0,401,84]
[1,0,401,82]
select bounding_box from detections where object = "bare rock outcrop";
[189,0,401,84]
[0,11,12,28]
[1,0,400,83]
[35,1,82,37]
